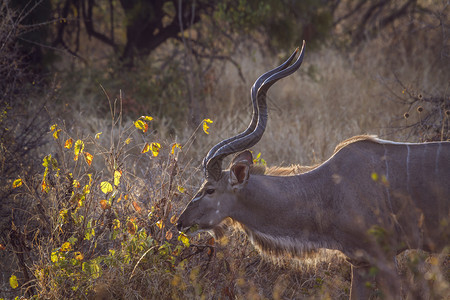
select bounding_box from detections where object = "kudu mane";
[249,134,375,177]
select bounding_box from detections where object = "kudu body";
[177,42,450,298]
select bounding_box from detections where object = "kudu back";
[177,42,450,299]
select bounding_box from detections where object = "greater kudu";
[177,42,450,299]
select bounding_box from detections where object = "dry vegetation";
[1,1,449,299]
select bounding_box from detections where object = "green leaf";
[84,219,96,240]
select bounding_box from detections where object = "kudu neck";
[231,170,336,240]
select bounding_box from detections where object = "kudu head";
[177,42,305,236]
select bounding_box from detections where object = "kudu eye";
[205,188,215,195]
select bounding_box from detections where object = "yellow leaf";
[114,170,122,186]
[74,140,84,160]
[170,215,178,224]
[41,178,49,193]
[100,181,113,194]
[141,143,150,154]
[73,179,80,188]
[84,152,93,166]
[156,220,164,229]
[74,252,84,261]
[150,142,161,157]
[371,172,378,181]
[82,184,90,194]
[140,116,153,122]
[134,120,148,133]
[51,251,59,263]
[95,132,102,139]
[178,233,190,247]
[202,118,213,134]
[100,200,110,210]
[132,201,142,213]
[42,154,51,168]
[177,185,185,193]
[53,129,61,140]
[127,220,137,235]
[12,178,22,189]
[125,138,132,144]
[77,196,85,207]
[59,209,68,223]
[50,124,58,132]
[429,256,438,266]
[171,143,181,155]
[60,242,71,252]
[9,275,18,289]
[113,219,120,229]
[64,138,73,149]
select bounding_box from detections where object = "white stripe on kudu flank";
[436,143,441,174]
[406,145,411,194]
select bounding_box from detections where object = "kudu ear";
[229,150,253,187]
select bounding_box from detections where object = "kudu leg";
[350,265,375,299]
[375,265,402,299]
[350,261,402,299]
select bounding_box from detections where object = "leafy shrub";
[6,97,202,298]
